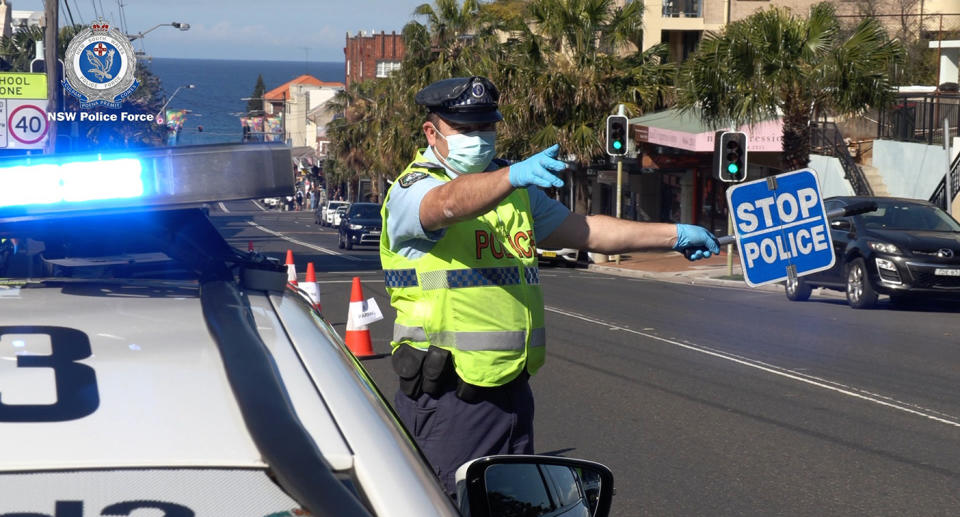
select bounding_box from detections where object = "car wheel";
[846,258,877,309]
[785,274,812,301]
[338,232,345,249]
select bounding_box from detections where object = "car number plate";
[368,231,380,236]
[934,268,960,276]
[541,251,556,258]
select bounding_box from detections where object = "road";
[213,201,960,516]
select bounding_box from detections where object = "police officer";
[379,76,719,495]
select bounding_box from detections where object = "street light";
[156,84,195,124]
[128,22,190,41]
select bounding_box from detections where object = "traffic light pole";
[614,104,625,265]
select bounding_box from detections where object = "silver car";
[0,144,614,516]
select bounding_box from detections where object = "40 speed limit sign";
[2,99,50,149]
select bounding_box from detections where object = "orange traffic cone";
[301,262,322,313]
[285,249,297,286]
[344,277,374,357]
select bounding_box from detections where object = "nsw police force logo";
[62,18,140,109]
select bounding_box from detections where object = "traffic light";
[605,115,629,156]
[717,131,747,182]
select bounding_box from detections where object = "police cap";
[415,76,503,125]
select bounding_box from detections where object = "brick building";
[343,30,405,86]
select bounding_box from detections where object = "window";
[375,61,401,78]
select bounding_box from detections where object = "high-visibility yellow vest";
[380,150,545,387]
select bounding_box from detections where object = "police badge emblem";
[62,18,140,109]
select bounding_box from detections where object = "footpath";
[583,249,787,293]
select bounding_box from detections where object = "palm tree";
[491,0,669,213]
[675,2,905,171]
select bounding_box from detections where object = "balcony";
[662,0,702,18]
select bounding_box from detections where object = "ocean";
[144,58,344,146]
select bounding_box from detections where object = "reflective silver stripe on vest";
[394,323,428,343]
[393,325,546,351]
[418,266,539,291]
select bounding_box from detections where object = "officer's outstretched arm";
[420,145,568,232]
[540,213,720,260]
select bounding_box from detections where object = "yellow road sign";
[0,73,47,99]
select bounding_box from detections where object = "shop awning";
[630,108,783,152]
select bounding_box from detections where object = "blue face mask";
[433,125,496,174]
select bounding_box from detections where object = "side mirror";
[456,455,615,517]
[830,219,852,231]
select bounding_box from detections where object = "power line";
[61,0,76,27]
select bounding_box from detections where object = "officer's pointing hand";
[673,224,721,261]
[509,144,567,189]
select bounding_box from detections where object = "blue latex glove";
[673,224,720,261]
[509,144,567,188]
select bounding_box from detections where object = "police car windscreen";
[0,220,199,281]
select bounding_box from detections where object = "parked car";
[537,246,580,267]
[333,204,349,228]
[784,196,960,309]
[0,143,615,516]
[318,200,348,227]
[338,202,382,250]
[261,197,280,209]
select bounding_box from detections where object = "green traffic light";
[727,163,740,174]
[613,141,623,150]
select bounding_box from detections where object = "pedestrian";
[295,189,304,211]
[379,76,720,495]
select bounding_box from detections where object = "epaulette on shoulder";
[411,161,444,170]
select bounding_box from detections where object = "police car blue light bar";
[0,143,293,220]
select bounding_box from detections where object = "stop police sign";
[726,168,835,287]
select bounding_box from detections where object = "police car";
[0,143,614,516]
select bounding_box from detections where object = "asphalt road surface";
[212,201,960,516]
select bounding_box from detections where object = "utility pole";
[44,0,59,154]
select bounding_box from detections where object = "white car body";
[324,201,348,226]
[537,246,580,266]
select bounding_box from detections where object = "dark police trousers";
[392,345,534,496]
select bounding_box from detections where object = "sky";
[13,0,428,62]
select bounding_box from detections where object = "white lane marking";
[247,221,362,262]
[252,200,267,211]
[545,305,960,429]
[218,202,230,213]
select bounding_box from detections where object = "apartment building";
[343,30,405,87]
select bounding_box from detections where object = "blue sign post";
[726,169,835,287]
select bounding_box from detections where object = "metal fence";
[877,92,960,146]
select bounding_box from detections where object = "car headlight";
[868,241,901,255]
[349,224,363,230]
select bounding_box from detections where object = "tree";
[675,3,905,172]
[489,0,670,213]
[247,74,266,114]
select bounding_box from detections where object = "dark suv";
[338,202,382,250]
[785,196,960,309]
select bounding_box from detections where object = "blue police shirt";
[386,147,571,259]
